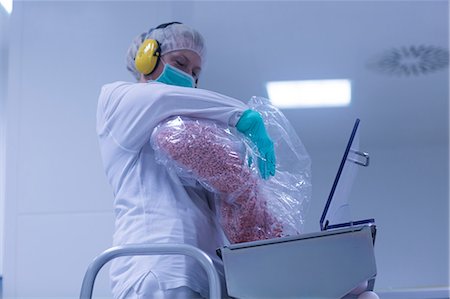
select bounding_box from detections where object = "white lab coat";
[96,81,248,298]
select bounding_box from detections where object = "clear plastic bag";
[245,96,312,237]
[150,97,311,244]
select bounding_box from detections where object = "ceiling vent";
[368,45,449,76]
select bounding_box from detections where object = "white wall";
[2,1,448,298]
[304,144,449,290]
[3,2,194,298]
[3,2,132,297]
[0,6,10,276]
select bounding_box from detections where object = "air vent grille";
[368,45,448,76]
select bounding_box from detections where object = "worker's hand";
[236,109,276,179]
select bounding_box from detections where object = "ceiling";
[163,0,449,153]
[2,1,449,154]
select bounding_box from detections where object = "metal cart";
[79,243,222,299]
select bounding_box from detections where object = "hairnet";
[126,23,207,81]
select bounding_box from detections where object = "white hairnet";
[126,23,207,81]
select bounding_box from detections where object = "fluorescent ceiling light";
[266,79,351,109]
[0,0,12,14]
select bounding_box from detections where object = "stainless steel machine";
[217,118,377,299]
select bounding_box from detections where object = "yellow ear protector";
[135,22,182,76]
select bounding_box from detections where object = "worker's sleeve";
[151,118,284,243]
[98,82,248,152]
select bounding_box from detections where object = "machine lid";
[320,119,373,231]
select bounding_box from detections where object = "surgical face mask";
[154,62,195,88]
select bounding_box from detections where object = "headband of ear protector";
[135,22,182,76]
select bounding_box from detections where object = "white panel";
[3,0,23,293]
[15,212,114,298]
[0,5,9,275]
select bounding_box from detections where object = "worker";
[96,22,276,299]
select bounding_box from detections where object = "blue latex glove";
[236,109,276,179]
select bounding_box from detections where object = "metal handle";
[80,244,221,299]
[349,149,370,167]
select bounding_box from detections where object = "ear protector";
[135,22,182,76]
